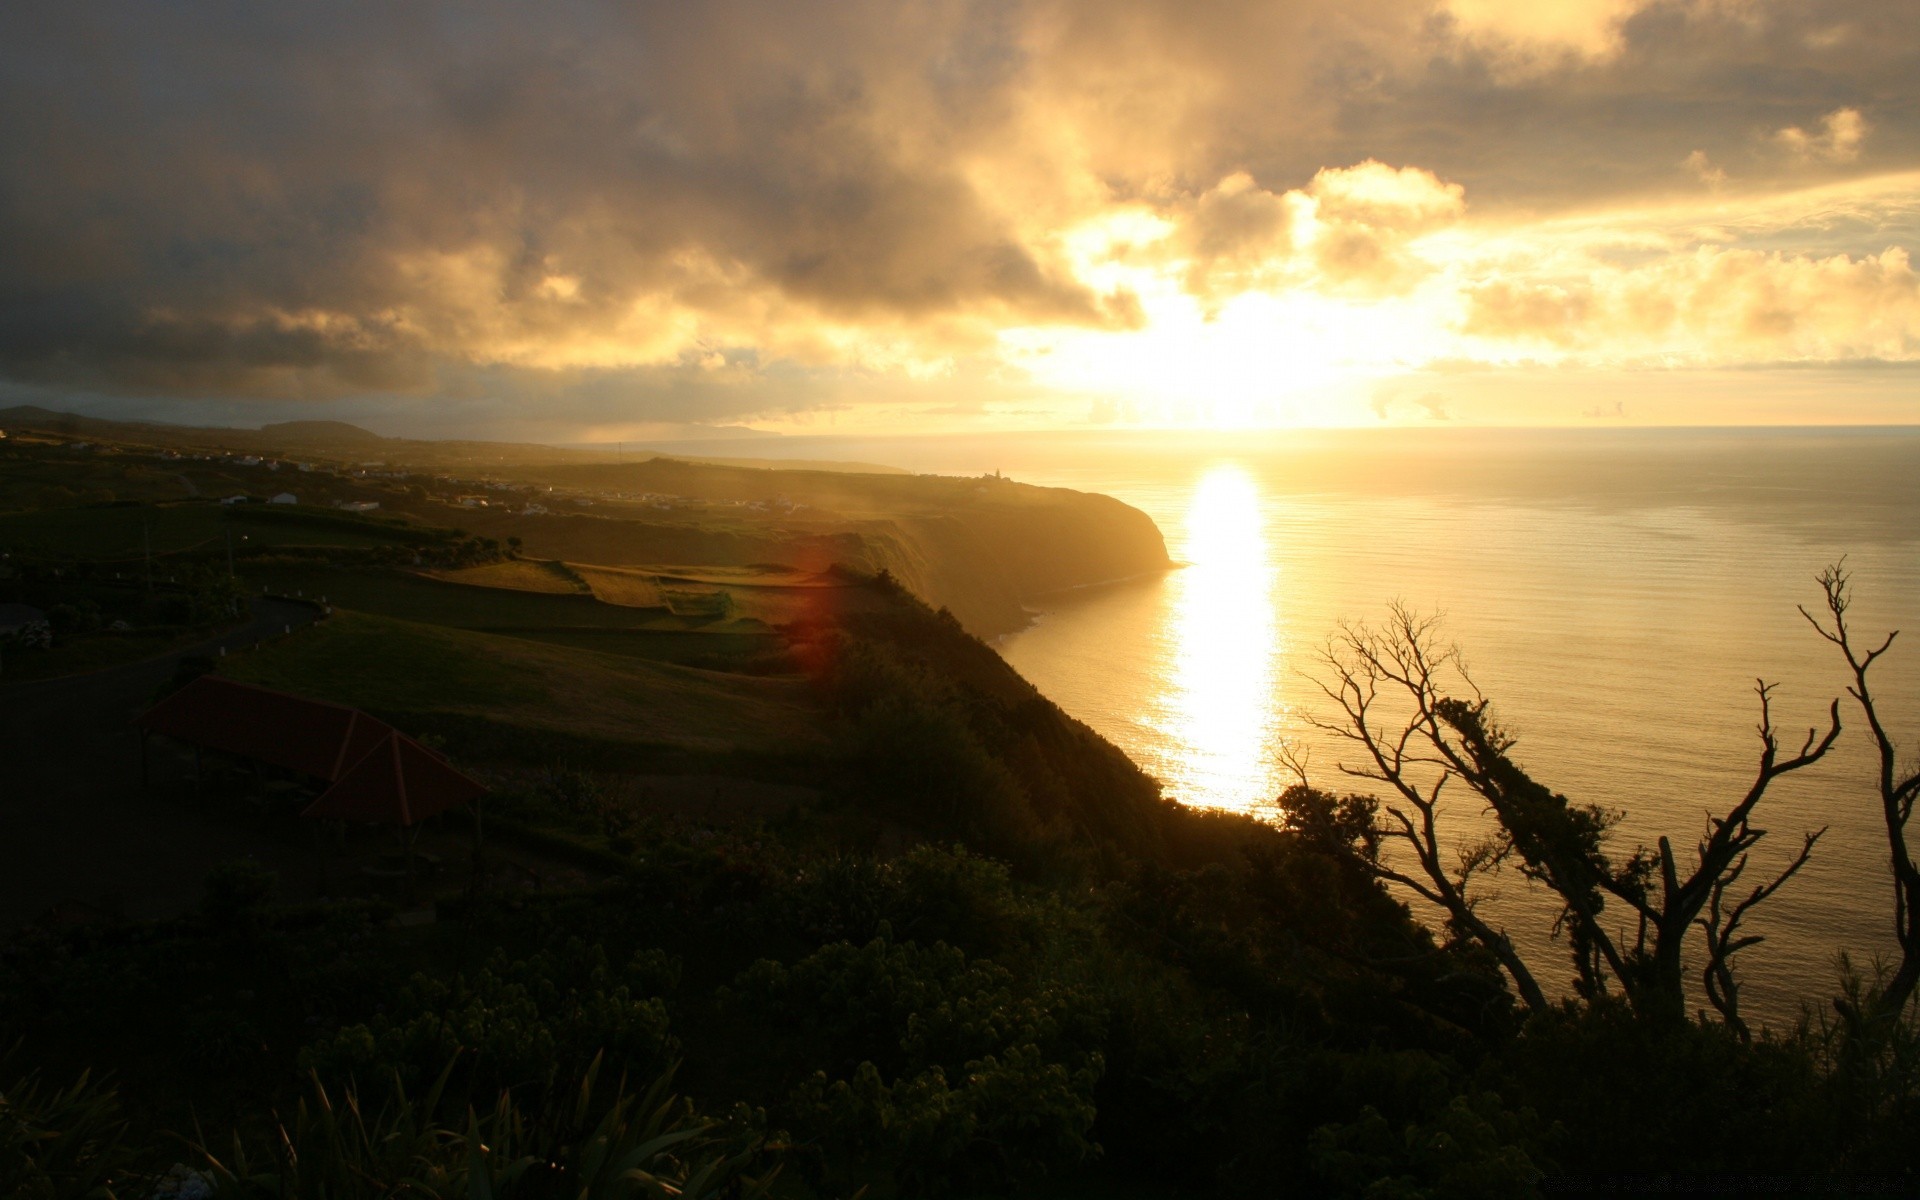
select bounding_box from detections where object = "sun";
[1003,291,1390,429]
[998,246,1458,430]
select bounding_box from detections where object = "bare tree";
[1801,561,1920,1022]
[1297,606,1547,1013]
[1305,602,1839,1029]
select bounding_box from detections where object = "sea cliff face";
[492,462,1174,639]
[860,488,1172,636]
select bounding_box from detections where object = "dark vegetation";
[3,424,1916,1197]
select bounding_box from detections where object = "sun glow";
[999,197,1469,430]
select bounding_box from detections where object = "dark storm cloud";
[0,1,1122,400]
[1306,0,1920,211]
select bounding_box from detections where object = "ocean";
[680,426,1920,1023]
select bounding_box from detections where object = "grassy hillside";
[421,558,589,593]
[11,425,1910,1198]
[2,419,1172,638]
[222,610,826,758]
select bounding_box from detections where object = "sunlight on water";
[1153,465,1282,811]
[993,430,1920,1022]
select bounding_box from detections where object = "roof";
[302,733,487,826]
[140,675,485,824]
[138,675,399,782]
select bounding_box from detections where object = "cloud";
[1462,245,1920,363]
[1774,107,1869,164]
[0,0,1914,429]
[0,0,1142,402]
[1163,160,1465,303]
[1176,173,1303,297]
[1304,161,1466,294]
[1440,0,1643,59]
[1682,150,1727,186]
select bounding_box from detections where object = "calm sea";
[684,427,1920,1023]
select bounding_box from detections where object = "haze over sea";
[677,426,1920,1021]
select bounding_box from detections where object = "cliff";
[483,461,1173,637]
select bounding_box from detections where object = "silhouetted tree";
[1302,602,1838,1029]
[1802,561,1920,1023]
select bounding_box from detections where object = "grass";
[221,611,826,755]
[0,629,209,681]
[219,611,546,713]
[244,561,869,644]
[241,564,633,628]
[573,563,664,607]
[0,504,228,560]
[499,627,787,667]
[0,502,424,564]
[422,558,587,594]
[0,451,195,511]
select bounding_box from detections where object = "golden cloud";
[1463,245,1920,363]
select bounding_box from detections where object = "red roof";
[139,676,397,781]
[140,676,485,826]
[302,733,486,826]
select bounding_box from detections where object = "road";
[0,598,327,929]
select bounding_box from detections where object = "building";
[138,676,486,824]
[269,492,298,505]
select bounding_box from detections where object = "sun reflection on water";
[1152,464,1281,811]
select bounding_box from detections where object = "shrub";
[301,939,679,1101]
[200,1056,776,1200]
[200,860,277,936]
[0,1063,131,1200]
[730,934,1104,1191]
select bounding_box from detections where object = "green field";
[0,628,209,681]
[0,452,196,511]
[498,625,788,667]
[241,561,804,667]
[424,558,587,593]
[0,504,229,560]
[241,562,662,628]
[0,502,430,562]
[221,610,824,755]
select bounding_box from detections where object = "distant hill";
[0,406,907,475]
[256,420,385,445]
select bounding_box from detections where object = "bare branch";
[1698,829,1826,1042]
[1802,561,1919,1019]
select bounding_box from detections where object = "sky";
[1,0,1916,440]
